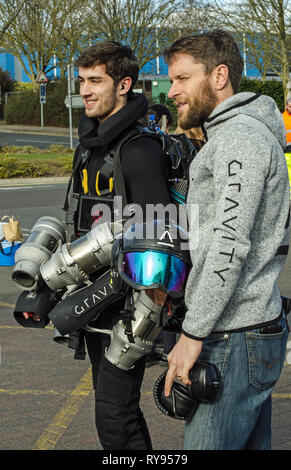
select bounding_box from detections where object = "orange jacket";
[282,110,291,143]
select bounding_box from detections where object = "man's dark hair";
[75,41,139,96]
[164,30,243,94]
[149,104,173,125]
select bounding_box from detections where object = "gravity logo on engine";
[72,283,114,317]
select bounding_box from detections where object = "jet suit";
[70,93,171,450]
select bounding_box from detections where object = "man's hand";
[164,334,202,397]
[145,288,167,306]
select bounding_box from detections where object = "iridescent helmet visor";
[119,250,189,297]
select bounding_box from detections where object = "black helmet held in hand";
[153,362,221,420]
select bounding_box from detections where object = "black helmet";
[153,369,198,420]
[153,362,221,420]
[112,219,191,298]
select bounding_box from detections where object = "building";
[0,46,263,102]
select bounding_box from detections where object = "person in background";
[147,103,174,133]
[146,124,207,366]
[145,113,207,368]
[175,124,206,150]
[282,97,291,148]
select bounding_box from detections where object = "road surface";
[0,131,78,149]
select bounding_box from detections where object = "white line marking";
[15,139,69,145]
[0,186,34,190]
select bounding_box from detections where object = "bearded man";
[163,30,290,450]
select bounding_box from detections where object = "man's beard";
[179,78,217,130]
[85,87,118,121]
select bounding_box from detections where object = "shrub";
[0,68,15,119]
[0,157,43,178]
[5,78,83,127]
[0,147,73,178]
[155,78,285,130]
[0,159,73,178]
[48,144,71,153]
[14,82,35,92]
[5,89,39,124]
[239,78,284,112]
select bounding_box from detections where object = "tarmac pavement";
[0,123,290,454]
[0,123,78,137]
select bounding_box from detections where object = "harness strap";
[63,147,91,212]
[96,155,114,196]
[120,293,135,344]
[112,128,161,212]
[68,330,86,360]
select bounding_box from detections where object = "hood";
[204,92,286,150]
[78,92,148,150]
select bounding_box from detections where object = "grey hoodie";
[183,92,290,339]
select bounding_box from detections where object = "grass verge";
[0,144,74,178]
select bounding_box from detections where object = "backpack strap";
[111,127,161,212]
[112,132,140,207]
[94,127,150,210]
[63,125,160,226]
[95,154,114,196]
[63,146,91,212]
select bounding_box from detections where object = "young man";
[72,41,170,450]
[163,30,290,450]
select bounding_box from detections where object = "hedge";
[239,77,285,112]
[0,145,73,178]
[0,155,73,178]
[155,78,285,130]
[5,78,83,127]
[5,76,285,127]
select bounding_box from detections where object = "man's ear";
[212,64,230,91]
[119,76,132,95]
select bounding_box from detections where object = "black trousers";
[85,312,152,450]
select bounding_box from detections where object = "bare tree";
[215,0,291,99]
[84,0,183,69]
[49,1,90,78]
[0,0,26,41]
[0,0,87,83]
[168,0,220,35]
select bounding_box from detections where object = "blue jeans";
[184,314,289,450]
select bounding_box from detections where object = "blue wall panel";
[0,48,264,82]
